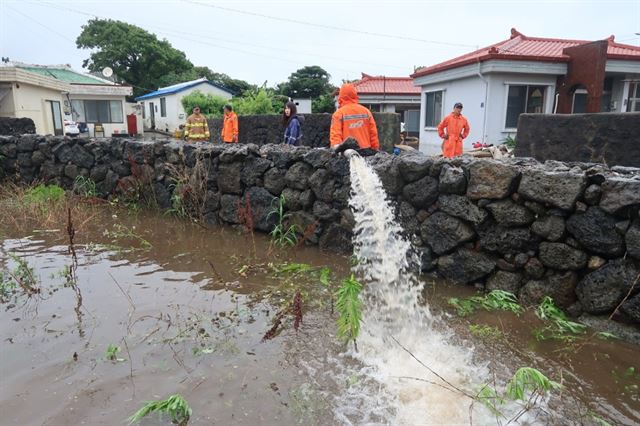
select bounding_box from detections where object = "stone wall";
[515,113,640,167]
[1,135,639,324]
[0,117,36,136]
[207,112,400,153]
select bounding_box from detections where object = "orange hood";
[338,83,359,107]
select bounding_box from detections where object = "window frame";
[503,83,548,130]
[70,99,124,124]
[160,97,167,117]
[423,89,444,129]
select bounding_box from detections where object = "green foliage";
[127,394,192,425]
[277,65,334,99]
[180,90,228,118]
[312,93,336,113]
[23,184,65,205]
[335,274,363,347]
[503,135,517,149]
[319,267,331,287]
[533,296,587,341]
[1,254,39,303]
[73,176,98,197]
[268,194,299,247]
[505,367,562,401]
[103,224,152,251]
[234,88,284,115]
[158,66,253,96]
[448,290,523,317]
[105,344,124,362]
[469,324,502,340]
[76,19,194,98]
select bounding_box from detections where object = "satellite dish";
[102,67,113,78]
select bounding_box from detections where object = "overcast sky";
[1,0,639,88]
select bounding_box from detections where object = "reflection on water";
[0,207,638,425]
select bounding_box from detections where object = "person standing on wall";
[283,101,304,146]
[437,102,470,158]
[329,83,379,156]
[221,104,239,144]
[183,106,210,142]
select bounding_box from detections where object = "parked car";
[64,119,80,137]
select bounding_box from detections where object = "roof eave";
[411,55,570,78]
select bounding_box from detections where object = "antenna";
[102,67,113,78]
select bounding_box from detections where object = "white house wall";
[11,82,65,135]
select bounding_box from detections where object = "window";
[628,82,640,112]
[505,85,546,128]
[141,102,145,119]
[405,110,420,133]
[424,91,443,127]
[70,100,124,123]
[160,97,167,117]
[572,89,587,113]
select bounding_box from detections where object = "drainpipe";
[383,75,386,112]
[476,61,488,144]
[553,93,559,113]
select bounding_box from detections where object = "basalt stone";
[218,162,243,194]
[219,194,241,224]
[300,189,315,209]
[241,156,271,186]
[19,167,35,183]
[89,164,109,183]
[599,177,640,215]
[165,146,181,164]
[326,156,350,177]
[566,207,624,257]
[302,148,332,168]
[318,223,352,253]
[16,152,32,168]
[486,270,523,294]
[40,161,63,179]
[281,188,303,211]
[0,143,16,158]
[485,199,534,227]
[398,201,419,236]
[620,293,640,323]
[64,164,79,180]
[16,134,37,152]
[518,169,587,210]
[538,242,588,270]
[514,253,529,268]
[403,175,439,209]
[626,221,640,260]
[477,222,538,255]
[438,194,488,225]
[531,215,565,242]
[111,160,131,178]
[153,182,172,209]
[466,160,519,200]
[204,190,221,213]
[615,220,630,235]
[313,201,339,222]
[418,246,437,272]
[340,208,356,231]
[289,210,318,239]
[397,153,432,182]
[370,154,403,195]
[102,170,119,195]
[519,271,578,308]
[439,165,467,195]
[496,258,517,272]
[31,150,45,167]
[436,248,495,284]
[577,259,640,315]
[588,256,606,269]
[524,200,546,216]
[309,169,334,203]
[285,161,314,190]
[71,144,95,169]
[260,145,296,168]
[219,144,251,163]
[244,186,278,232]
[420,211,475,255]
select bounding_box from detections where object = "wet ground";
[1,207,639,425]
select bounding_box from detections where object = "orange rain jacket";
[221,111,239,143]
[437,112,470,158]
[184,113,210,142]
[330,84,379,150]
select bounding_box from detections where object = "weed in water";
[533,296,587,341]
[105,344,125,362]
[469,324,503,340]
[448,290,523,317]
[1,254,40,303]
[103,223,152,251]
[73,176,98,197]
[127,394,192,425]
[335,274,362,349]
[268,193,299,247]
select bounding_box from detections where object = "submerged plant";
[448,290,523,317]
[127,394,192,425]
[469,324,503,340]
[335,274,363,349]
[268,194,298,247]
[533,296,587,341]
[0,254,40,302]
[105,344,124,362]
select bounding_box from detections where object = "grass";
[335,274,363,349]
[127,394,192,425]
[533,296,587,341]
[73,176,98,197]
[105,344,125,362]
[268,193,298,247]
[469,324,503,340]
[0,253,40,303]
[448,290,523,317]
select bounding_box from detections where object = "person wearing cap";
[437,102,470,158]
[183,106,210,142]
[329,83,379,155]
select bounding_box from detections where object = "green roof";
[19,66,109,85]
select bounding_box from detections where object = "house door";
[149,102,156,129]
[48,100,63,135]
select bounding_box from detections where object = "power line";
[6,5,76,43]
[182,0,477,48]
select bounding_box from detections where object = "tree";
[181,90,228,118]
[234,88,282,115]
[76,19,193,98]
[277,65,335,100]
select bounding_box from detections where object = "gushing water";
[344,154,496,425]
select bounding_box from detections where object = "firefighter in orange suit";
[183,106,210,142]
[221,104,239,143]
[437,102,470,158]
[330,83,379,153]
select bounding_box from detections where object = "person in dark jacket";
[282,101,304,145]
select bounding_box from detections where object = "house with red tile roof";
[352,73,421,136]
[411,28,640,155]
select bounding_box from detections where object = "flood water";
[1,202,639,425]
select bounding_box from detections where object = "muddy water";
[1,208,639,425]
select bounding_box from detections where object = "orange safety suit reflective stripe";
[437,112,469,158]
[221,111,239,143]
[330,84,379,150]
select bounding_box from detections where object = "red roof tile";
[412,28,640,78]
[353,73,420,95]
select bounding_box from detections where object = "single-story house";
[353,73,421,137]
[135,78,234,133]
[8,63,136,137]
[411,29,640,155]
